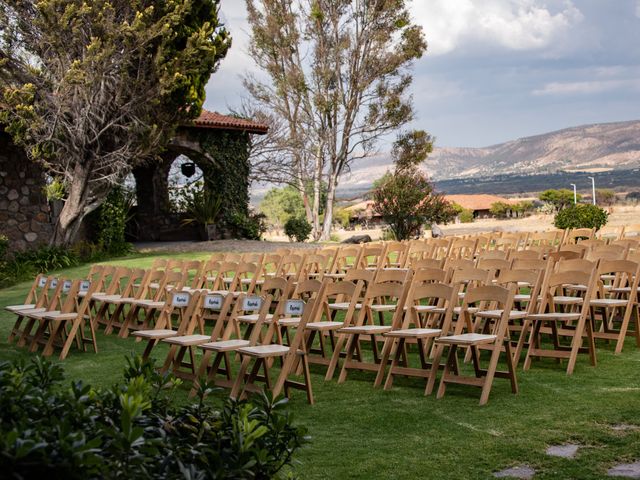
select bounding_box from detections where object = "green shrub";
[284,217,312,242]
[458,209,474,223]
[0,355,307,479]
[554,204,609,230]
[13,246,79,272]
[229,211,268,240]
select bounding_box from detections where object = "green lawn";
[1,252,640,479]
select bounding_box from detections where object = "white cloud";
[410,0,584,55]
[533,76,640,96]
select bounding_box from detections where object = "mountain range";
[340,120,640,188]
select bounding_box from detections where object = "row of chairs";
[5,234,640,405]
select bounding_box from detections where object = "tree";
[0,0,230,246]
[554,204,608,231]
[244,0,426,240]
[489,202,511,219]
[372,130,453,240]
[259,185,306,228]
[539,189,580,212]
[595,188,616,206]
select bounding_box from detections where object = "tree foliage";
[260,186,307,228]
[554,204,609,231]
[373,169,454,240]
[0,0,230,246]
[539,189,580,212]
[595,188,616,206]
[244,0,426,239]
[0,355,307,479]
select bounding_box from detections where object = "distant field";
[336,167,640,200]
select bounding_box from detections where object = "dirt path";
[134,239,318,254]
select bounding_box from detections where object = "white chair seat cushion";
[5,304,36,313]
[237,344,290,358]
[306,321,343,331]
[385,328,442,338]
[163,334,211,346]
[436,333,497,345]
[200,339,250,352]
[132,329,177,339]
[338,325,392,335]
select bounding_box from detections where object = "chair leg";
[436,344,457,399]
[479,340,504,406]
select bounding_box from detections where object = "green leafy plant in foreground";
[0,354,308,479]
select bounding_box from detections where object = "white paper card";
[79,280,91,292]
[49,279,58,289]
[172,292,190,307]
[204,294,224,310]
[62,280,72,292]
[242,296,262,311]
[284,299,305,315]
[38,277,47,288]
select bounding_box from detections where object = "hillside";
[341,120,640,187]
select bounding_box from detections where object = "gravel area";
[134,239,320,254]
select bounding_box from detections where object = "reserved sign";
[38,276,47,288]
[204,294,224,310]
[79,280,91,292]
[284,299,305,315]
[172,292,191,307]
[49,278,58,289]
[242,296,262,311]
[62,280,73,292]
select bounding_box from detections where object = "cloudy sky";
[204,0,640,148]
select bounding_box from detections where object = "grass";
[2,252,640,479]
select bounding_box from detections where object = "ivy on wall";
[194,129,253,236]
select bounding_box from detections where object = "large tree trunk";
[50,162,94,247]
[319,171,338,241]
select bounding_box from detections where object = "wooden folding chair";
[231,296,322,405]
[524,267,599,375]
[448,238,478,260]
[6,274,56,342]
[589,259,640,353]
[435,285,518,405]
[376,282,457,394]
[382,241,410,269]
[32,279,102,360]
[9,276,65,347]
[192,293,276,391]
[335,270,412,384]
[304,279,364,375]
[476,268,546,367]
[325,246,362,279]
[359,243,387,270]
[132,289,202,360]
[99,268,148,335]
[119,270,186,338]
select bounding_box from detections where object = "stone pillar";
[132,153,175,241]
[0,131,53,251]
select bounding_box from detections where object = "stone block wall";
[0,131,53,251]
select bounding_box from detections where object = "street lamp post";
[588,176,596,205]
[570,183,577,204]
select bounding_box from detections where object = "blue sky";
[204,0,640,148]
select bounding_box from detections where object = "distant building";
[444,194,518,219]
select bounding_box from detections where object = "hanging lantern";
[181,162,196,178]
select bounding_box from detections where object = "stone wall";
[0,131,53,251]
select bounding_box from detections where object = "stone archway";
[130,111,268,241]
